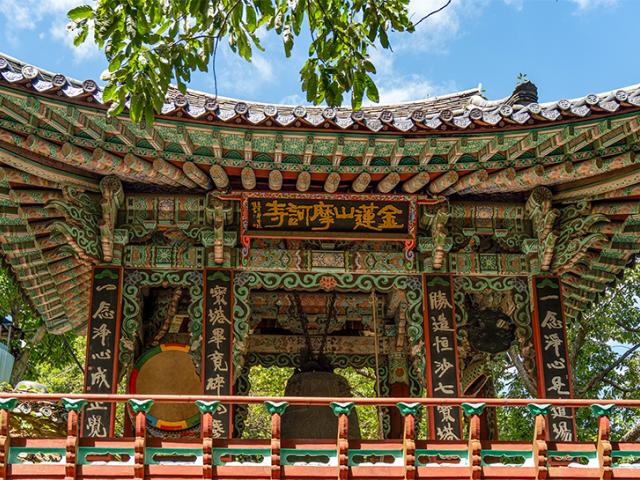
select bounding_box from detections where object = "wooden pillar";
[82,266,123,438]
[202,270,234,438]
[330,402,354,480]
[423,274,463,440]
[532,276,577,441]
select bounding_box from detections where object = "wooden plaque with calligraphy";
[82,266,122,438]
[203,270,234,438]
[424,275,463,440]
[533,276,576,442]
[241,192,417,241]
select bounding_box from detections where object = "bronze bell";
[281,370,361,439]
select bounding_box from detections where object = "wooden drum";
[128,343,201,431]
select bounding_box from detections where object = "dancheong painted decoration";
[1,50,640,479]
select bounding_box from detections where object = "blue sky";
[0,0,638,105]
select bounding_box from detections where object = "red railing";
[0,392,639,480]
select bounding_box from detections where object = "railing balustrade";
[0,393,638,479]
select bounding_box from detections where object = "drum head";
[129,344,201,431]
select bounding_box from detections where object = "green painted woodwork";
[77,447,135,465]
[0,398,18,411]
[591,404,615,417]
[212,448,270,466]
[280,448,336,465]
[414,449,468,466]
[527,403,552,416]
[145,447,202,465]
[195,400,220,414]
[61,398,87,412]
[264,401,289,415]
[330,401,355,416]
[232,272,424,396]
[461,402,486,416]
[348,449,403,465]
[120,270,203,369]
[480,449,532,467]
[9,447,66,464]
[128,399,154,413]
[396,402,421,417]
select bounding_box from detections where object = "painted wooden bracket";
[331,402,354,480]
[528,403,550,480]
[397,402,420,480]
[462,403,485,480]
[196,401,220,480]
[61,398,87,480]
[129,399,154,480]
[265,401,289,480]
[592,404,615,480]
[0,398,17,480]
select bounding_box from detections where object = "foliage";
[496,262,640,441]
[65,0,435,124]
[242,365,381,439]
[0,267,85,392]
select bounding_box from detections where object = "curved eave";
[2,53,640,134]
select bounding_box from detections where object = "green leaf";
[67,4,94,21]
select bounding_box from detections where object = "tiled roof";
[2,53,639,134]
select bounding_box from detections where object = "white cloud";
[502,0,524,10]
[279,93,306,105]
[570,0,618,11]
[50,22,99,62]
[0,0,97,61]
[401,0,484,54]
[365,73,457,105]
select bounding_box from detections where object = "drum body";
[129,343,201,431]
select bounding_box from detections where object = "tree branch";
[507,347,537,397]
[622,419,640,442]
[603,378,636,394]
[578,342,640,396]
[413,0,453,27]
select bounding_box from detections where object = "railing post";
[591,404,614,480]
[61,398,87,480]
[196,400,220,480]
[528,403,551,480]
[129,399,154,480]
[0,398,17,480]
[264,401,289,480]
[330,402,354,480]
[462,403,485,480]
[397,403,420,480]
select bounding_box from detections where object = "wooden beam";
[324,172,341,193]
[0,167,58,188]
[182,162,212,190]
[152,158,199,188]
[241,167,256,190]
[401,172,430,193]
[428,171,458,195]
[9,189,63,204]
[268,170,283,191]
[555,163,640,201]
[209,164,230,189]
[296,171,311,192]
[0,146,98,191]
[443,169,488,195]
[376,172,400,193]
[123,153,178,186]
[352,172,371,193]
[458,167,516,194]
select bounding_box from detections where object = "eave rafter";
[0,81,638,196]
